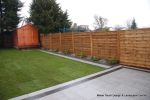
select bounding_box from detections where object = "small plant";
[77,52,86,58]
[108,58,119,65]
[63,49,71,55]
[53,49,59,52]
[91,56,100,61]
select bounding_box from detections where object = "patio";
[11,66,150,100]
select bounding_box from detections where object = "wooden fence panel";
[40,34,51,49]
[92,32,118,59]
[51,33,61,51]
[74,33,91,56]
[120,29,150,68]
[61,33,73,53]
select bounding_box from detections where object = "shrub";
[108,58,119,65]
[63,49,71,55]
[91,56,100,61]
[77,52,86,58]
[53,49,59,52]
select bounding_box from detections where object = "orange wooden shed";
[13,24,39,48]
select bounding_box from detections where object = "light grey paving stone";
[37,92,70,100]
[81,81,108,91]
[60,89,86,100]
[70,86,99,99]
[131,83,150,94]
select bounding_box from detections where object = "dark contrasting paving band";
[23,67,122,100]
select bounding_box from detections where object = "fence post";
[49,33,52,50]
[72,32,75,54]
[117,31,120,61]
[40,34,42,48]
[90,32,93,57]
[60,32,62,51]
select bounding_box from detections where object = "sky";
[19,0,150,29]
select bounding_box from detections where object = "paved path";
[10,67,150,100]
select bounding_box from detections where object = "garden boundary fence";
[40,28,150,69]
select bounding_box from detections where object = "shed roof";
[17,23,38,30]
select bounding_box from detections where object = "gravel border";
[39,50,111,69]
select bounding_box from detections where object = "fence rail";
[40,28,150,69]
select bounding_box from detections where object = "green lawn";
[0,49,105,100]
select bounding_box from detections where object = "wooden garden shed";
[13,24,39,48]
